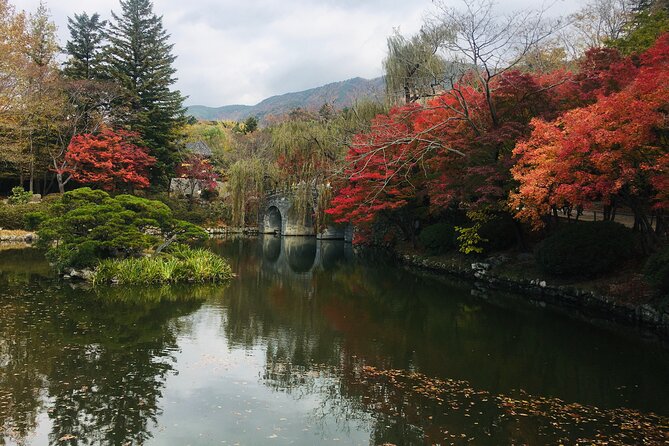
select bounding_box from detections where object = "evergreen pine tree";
[63,12,107,80]
[106,0,186,187]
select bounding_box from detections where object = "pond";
[1,237,668,445]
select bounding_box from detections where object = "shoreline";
[397,251,669,341]
[0,229,36,244]
[4,231,667,341]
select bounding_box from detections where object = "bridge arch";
[260,190,349,239]
[265,205,283,234]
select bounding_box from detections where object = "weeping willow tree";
[269,101,388,228]
[384,28,450,104]
[227,158,278,227]
[222,101,387,229]
[182,121,233,162]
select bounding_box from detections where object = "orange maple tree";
[511,33,669,236]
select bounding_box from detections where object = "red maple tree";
[175,154,219,198]
[327,69,569,237]
[64,128,156,191]
[511,33,669,238]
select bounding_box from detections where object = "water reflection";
[211,237,669,444]
[0,261,226,445]
[261,236,352,276]
[1,240,669,445]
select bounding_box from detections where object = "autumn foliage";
[511,34,669,231]
[327,69,574,229]
[176,154,219,196]
[64,128,156,191]
[328,32,669,246]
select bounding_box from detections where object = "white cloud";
[14,0,582,106]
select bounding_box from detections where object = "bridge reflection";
[261,236,352,279]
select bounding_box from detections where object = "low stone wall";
[206,227,260,236]
[0,231,36,243]
[399,253,669,339]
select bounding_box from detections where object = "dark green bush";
[644,246,669,297]
[0,201,52,230]
[479,215,518,251]
[535,221,635,277]
[36,188,208,271]
[24,211,50,230]
[419,223,457,254]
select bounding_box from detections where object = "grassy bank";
[93,246,233,285]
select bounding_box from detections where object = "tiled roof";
[185,140,213,157]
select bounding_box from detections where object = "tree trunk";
[631,202,659,253]
[56,173,65,194]
[655,212,665,238]
[29,160,34,193]
[512,219,527,251]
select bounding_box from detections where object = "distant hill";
[187,77,385,122]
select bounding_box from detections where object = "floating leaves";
[355,366,669,445]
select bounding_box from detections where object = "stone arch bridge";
[260,190,352,240]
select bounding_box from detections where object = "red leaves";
[512,33,669,227]
[176,154,218,191]
[329,33,669,236]
[326,104,424,227]
[64,128,156,191]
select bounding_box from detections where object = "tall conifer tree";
[106,0,186,187]
[63,12,107,80]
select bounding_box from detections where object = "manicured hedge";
[535,221,635,277]
[0,194,60,230]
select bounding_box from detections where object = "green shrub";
[419,223,457,254]
[644,246,669,297]
[24,211,50,230]
[535,221,635,277]
[8,186,32,205]
[36,188,209,271]
[147,192,230,226]
[93,247,233,285]
[0,203,26,229]
[479,215,517,252]
[0,201,52,230]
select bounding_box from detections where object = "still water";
[1,237,668,445]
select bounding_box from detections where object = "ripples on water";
[0,238,668,445]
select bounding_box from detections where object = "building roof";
[185,140,213,157]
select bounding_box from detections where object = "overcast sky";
[15,0,583,107]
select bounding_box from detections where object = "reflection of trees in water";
[0,290,49,444]
[0,283,218,445]
[0,248,53,289]
[212,237,669,444]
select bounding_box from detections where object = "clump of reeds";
[92,246,233,285]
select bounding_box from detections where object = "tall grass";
[92,247,233,285]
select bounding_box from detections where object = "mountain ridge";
[187,76,385,121]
